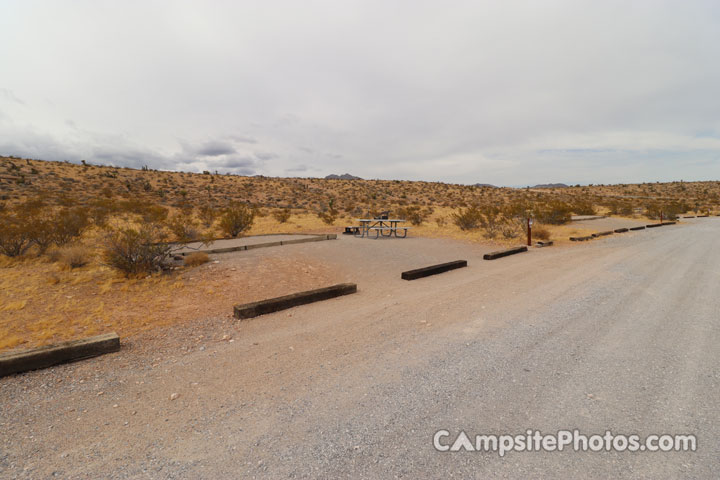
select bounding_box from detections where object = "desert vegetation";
[1,156,718,264]
[1,155,719,352]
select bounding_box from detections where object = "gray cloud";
[1,1,720,185]
[0,88,25,105]
[193,140,236,157]
[229,134,258,144]
[254,151,278,161]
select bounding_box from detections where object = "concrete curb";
[592,231,614,238]
[483,246,528,260]
[181,234,336,256]
[401,260,467,280]
[0,333,120,377]
[234,283,357,319]
[570,236,593,241]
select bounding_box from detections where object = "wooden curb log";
[0,333,120,377]
[234,283,357,319]
[592,231,613,238]
[660,221,677,226]
[536,240,554,247]
[646,223,663,228]
[629,226,646,231]
[181,234,337,256]
[614,228,629,233]
[483,246,527,260]
[401,260,467,280]
[570,236,593,241]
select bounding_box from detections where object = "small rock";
[170,393,179,401]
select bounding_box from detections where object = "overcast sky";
[1,1,720,186]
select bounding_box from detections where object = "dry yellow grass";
[0,249,336,352]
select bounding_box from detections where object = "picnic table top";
[356,218,406,222]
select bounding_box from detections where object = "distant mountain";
[532,183,569,188]
[473,183,497,188]
[325,173,362,180]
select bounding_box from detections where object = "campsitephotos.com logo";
[433,429,697,457]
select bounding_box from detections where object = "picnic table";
[353,218,410,238]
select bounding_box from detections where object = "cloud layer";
[1,1,720,185]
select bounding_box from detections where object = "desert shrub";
[500,217,524,239]
[606,200,634,216]
[435,216,447,227]
[452,205,483,230]
[645,202,686,220]
[55,244,92,269]
[479,206,503,238]
[0,213,33,257]
[570,200,596,216]
[140,205,169,224]
[273,208,292,223]
[102,224,175,276]
[532,225,551,241]
[184,252,209,267]
[219,203,254,237]
[198,205,218,227]
[87,198,118,226]
[26,216,55,253]
[316,202,339,225]
[533,201,572,225]
[397,205,433,226]
[167,214,199,242]
[51,207,90,246]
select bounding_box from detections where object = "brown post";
[527,216,532,246]
[660,211,663,223]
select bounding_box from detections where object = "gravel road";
[2,218,718,478]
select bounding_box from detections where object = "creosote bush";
[273,208,292,223]
[452,205,484,230]
[103,224,175,277]
[397,205,433,226]
[219,203,254,237]
[167,214,200,242]
[0,212,33,257]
